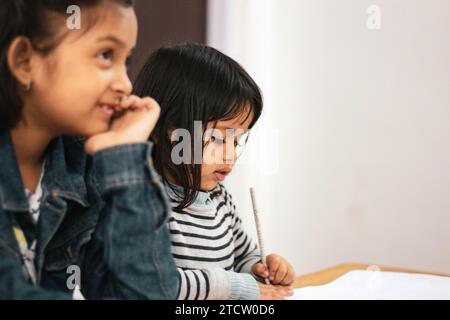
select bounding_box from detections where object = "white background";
[207,0,450,275]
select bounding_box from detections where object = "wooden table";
[295,263,450,288]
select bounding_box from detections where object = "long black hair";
[133,43,263,211]
[0,0,134,130]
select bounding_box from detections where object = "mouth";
[97,103,118,118]
[213,167,232,181]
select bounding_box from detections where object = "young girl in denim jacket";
[0,0,178,299]
[134,43,295,300]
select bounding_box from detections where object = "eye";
[98,49,113,61]
[235,132,250,147]
[125,56,132,68]
[212,135,224,145]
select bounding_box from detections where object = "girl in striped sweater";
[134,43,295,300]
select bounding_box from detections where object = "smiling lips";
[97,101,122,118]
[213,167,232,181]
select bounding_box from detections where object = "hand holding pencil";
[249,188,296,299]
[252,254,296,286]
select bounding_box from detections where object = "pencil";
[250,187,270,285]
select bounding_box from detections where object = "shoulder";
[215,184,237,214]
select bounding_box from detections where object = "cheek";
[32,64,112,134]
[201,163,215,177]
[35,82,95,122]
[40,55,111,100]
[36,63,97,106]
[98,69,115,82]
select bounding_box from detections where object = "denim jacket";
[0,130,179,299]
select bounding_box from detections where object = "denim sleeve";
[81,142,179,300]
[0,255,71,299]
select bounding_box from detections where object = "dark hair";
[133,43,263,210]
[0,0,134,130]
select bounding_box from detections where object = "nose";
[223,141,237,165]
[111,66,133,96]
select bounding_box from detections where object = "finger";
[267,255,281,282]
[139,97,160,112]
[252,263,269,278]
[285,289,294,297]
[282,289,294,297]
[130,97,160,118]
[273,263,288,285]
[120,95,139,109]
[114,95,127,111]
[281,285,294,295]
[281,266,296,286]
[140,97,161,128]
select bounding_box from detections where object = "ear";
[7,36,34,88]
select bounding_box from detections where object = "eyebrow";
[214,126,250,133]
[96,35,131,50]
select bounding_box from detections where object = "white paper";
[288,270,450,300]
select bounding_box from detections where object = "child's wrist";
[85,133,147,155]
[92,142,158,192]
[227,272,260,300]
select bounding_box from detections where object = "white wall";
[207,0,450,275]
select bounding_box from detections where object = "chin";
[201,180,219,191]
[79,122,110,137]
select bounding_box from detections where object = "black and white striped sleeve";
[220,187,261,274]
[176,267,259,300]
[176,267,229,300]
[232,216,261,274]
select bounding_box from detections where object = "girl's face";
[24,3,137,137]
[200,108,254,191]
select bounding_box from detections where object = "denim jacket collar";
[0,130,89,213]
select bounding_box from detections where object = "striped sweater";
[165,183,261,300]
